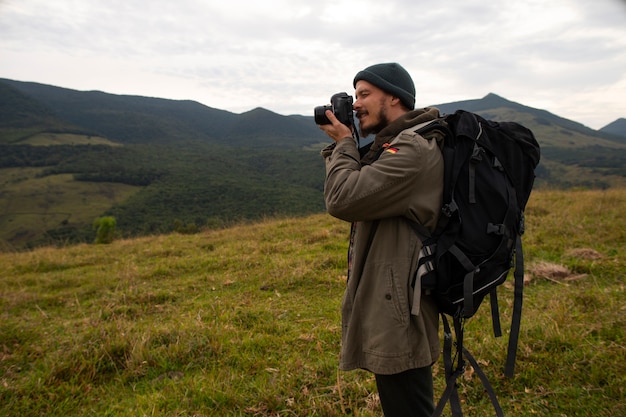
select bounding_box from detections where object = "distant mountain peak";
[433,92,521,115]
[242,107,273,115]
[481,92,520,107]
[600,117,626,138]
[483,92,506,100]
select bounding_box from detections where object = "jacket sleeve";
[323,129,441,223]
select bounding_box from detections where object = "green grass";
[1,189,624,416]
[0,167,141,249]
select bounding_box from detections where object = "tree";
[93,216,116,244]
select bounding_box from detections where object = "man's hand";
[318,110,354,143]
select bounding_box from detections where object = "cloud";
[0,0,624,129]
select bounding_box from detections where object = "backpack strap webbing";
[432,315,505,417]
[433,315,464,417]
[505,234,524,378]
[447,244,478,317]
[462,345,505,417]
[490,289,503,337]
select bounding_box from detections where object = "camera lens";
[314,105,332,125]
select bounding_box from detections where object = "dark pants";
[375,366,434,417]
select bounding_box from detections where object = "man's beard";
[358,105,390,138]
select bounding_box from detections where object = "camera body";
[314,92,354,126]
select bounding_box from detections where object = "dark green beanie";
[353,62,415,110]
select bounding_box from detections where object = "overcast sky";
[1,0,625,130]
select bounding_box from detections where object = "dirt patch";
[527,261,587,284]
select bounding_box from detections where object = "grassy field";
[0,167,141,250]
[19,133,119,147]
[0,189,624,416]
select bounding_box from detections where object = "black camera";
[314,92,354,126]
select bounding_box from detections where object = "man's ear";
[389,95,402,107]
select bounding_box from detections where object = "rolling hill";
[0,79,324,147]
[1,78,625,250]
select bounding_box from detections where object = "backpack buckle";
[487,223,505,235]
[442,201,458,218]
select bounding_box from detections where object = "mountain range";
[1,78,625,250]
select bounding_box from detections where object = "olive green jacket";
[322,107,444,374]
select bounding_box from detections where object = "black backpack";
[410,110,541,417]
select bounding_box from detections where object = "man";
[318,62,444,416]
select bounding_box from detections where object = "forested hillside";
[1,79,625,250]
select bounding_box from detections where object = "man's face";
[353,80,393,137]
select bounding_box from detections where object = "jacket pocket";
[356,262,413,359]
[386,265,410,326]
